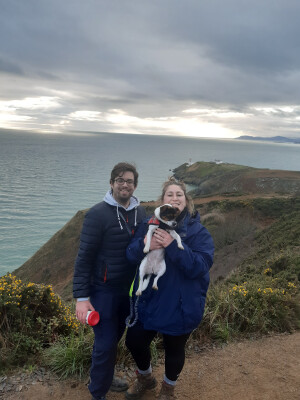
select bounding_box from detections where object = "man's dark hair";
[110,162,138,187]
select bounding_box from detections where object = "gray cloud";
[0,57,24,75]
[0,0,300,137]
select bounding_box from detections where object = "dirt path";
[5,332,300,400]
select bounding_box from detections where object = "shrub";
[199,256,300,342]
[0,274,80,371]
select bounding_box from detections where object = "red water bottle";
[86,311,100,326]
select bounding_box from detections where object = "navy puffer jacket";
[126,210,214,335]
[73,191,146,298]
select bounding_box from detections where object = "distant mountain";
[237,135,300,144]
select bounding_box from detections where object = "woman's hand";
[76,300,95,324]
[153,228,174,248]
[144,234,163,250]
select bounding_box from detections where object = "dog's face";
[154,204,181,227]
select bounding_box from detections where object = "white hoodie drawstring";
[104,190,140,231]
[116,204,123,230]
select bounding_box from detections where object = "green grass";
[173,161,250,181]
[202,197,300,218]
[43,328,93,379]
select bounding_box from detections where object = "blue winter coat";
[126,211,214,335]
[73,191,146,298]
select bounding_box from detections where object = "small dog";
[136,204,184,296]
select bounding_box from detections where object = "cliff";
[13,162,300,301]
[173,162,300,197]
[13,209,87,300]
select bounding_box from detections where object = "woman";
[125,178,214,399]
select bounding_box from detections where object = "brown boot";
[125,371,157,399]
[110,375,129,392]
[157,381,176,399]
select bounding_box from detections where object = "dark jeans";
[88,287,129,399]
[126,321,191,382]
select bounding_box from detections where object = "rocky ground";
[1,331,299,400]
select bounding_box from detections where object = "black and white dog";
[136,204,184,296]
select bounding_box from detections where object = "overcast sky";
[1,0,300,138]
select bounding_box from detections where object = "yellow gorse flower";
[229,284,248,297]
[264,267,272,275]
[0,274,80,332]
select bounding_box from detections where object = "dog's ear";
[173,207,181,218]
[159,205,171,220]
[159,204,182,221]
[158,204,176,221]
[159,204,170,213]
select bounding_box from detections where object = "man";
[73,162,146,400]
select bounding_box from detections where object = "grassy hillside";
[13,210,87,300]
[173,162,300,196]
[198,201,300,341]
[12,162,300,301]
[13,195,300,303]
[199,197,300,281]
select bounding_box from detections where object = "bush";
[0,274,80,371]
[199,253,300,342]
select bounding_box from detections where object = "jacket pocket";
[94,258,108,283]
[103,264,108,282]
[181,295,205,331]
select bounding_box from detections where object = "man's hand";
[76,300,95,324]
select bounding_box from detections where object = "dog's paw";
[143,248,150,253]
[135,289,142,296]
[152,285,158,290]
[179,244,184,250]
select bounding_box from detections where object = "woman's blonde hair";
[159,177,194,214]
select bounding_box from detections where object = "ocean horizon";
[1,130,299,276]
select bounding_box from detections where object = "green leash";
[125,276,140,328]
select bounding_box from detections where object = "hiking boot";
[125,371,157,399]
[157,381,176,399]
[110,375,129,392]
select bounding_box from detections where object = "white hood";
[103,189,140,210]
[103,189,140,230]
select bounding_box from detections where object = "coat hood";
[103,189,141,230]
[103,189,140,210]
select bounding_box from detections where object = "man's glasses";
[114,178,135,186]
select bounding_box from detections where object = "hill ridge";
[13,162,300,300]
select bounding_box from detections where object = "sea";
[0,130,299,276]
